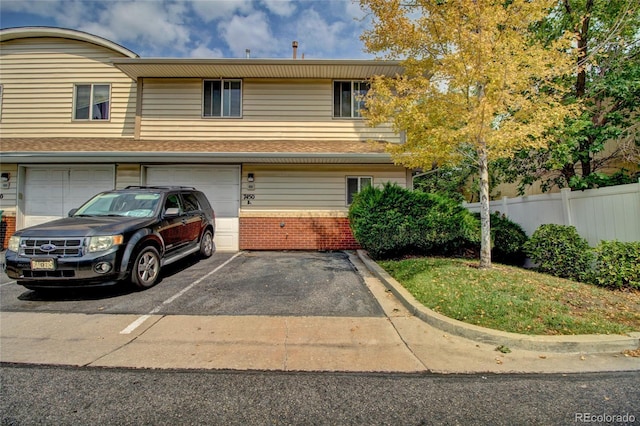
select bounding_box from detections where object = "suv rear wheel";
[131,246,161,289]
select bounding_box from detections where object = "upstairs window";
[74,84,110,120]
[346,176,372,205]
[204,79,242,117]
[333,81,370,118]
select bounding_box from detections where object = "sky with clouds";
[0,0,374,59]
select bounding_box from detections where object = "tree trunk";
[575,0,593,99]
[562,163,576,186]
[478,145,492,269]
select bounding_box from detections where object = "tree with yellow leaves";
[360,0,578,268]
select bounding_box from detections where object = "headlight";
[8,236,21,252]
[88,235,124,252]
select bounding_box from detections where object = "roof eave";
[111,58,404,80]
[0,151,393,164]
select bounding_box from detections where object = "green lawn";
[378,257,640,335]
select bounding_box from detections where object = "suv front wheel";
[131,245,161,289]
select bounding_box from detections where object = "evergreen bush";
[591,241,640,289]
[523,224,593,281]
[348,183,479,259]
[486,213,529,266]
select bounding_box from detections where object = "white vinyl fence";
[464,181,640,246]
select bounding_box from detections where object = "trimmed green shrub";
[488,213,529,266]
[348,183,480,259]
[472,212,529,265]
[591,240,640,290]
[523,224,593,281]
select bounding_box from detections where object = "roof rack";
[124,185,197,190]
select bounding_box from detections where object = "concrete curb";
[356,250,640,354]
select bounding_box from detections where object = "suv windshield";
[74,192,162,218]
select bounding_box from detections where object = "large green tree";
[500,0,640,193]
[359,0,576,268]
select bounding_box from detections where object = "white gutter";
[0,151,393,164]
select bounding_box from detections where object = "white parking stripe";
[1,280,17,287]
[119,252,243,334]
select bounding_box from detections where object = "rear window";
[182,193,200,212]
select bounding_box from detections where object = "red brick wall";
[1,216,16,250]
[240,217,360,250]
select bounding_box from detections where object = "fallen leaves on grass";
[379,257,640,335]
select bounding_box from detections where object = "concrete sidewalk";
[1,251,639,374]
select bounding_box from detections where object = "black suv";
[4,186,215,290]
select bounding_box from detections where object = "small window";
[333,81,370,118]
[346,176,373,205]
[164,194,182,214]
[203,79,242,117]
[74,84,110,120]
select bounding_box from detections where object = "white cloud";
[295,8,346,56]
[80,1,192,56]
[345,0,366,21]
[190,0,253,22]
[0,0,94,28]
[189,43,224,58]
[260,0,296,17]
[218,11,280,57]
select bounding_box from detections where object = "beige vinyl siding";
[0,38,136,137]
[140,78,399,142]
[244,79,331,119]
[239,164,407,210]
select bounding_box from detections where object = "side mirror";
[164,207,180,216]
[68,208,78,217]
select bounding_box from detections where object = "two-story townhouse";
[0,27,409,252]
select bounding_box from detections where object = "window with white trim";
[74,84,110,120]
[346,176,373,205]
[333,81,370,118]
[203,79,242,117]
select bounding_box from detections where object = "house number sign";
[243,194,255,204]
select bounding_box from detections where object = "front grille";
[21,238,84,257]
[23,270,76,278]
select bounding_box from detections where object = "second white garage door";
[145,166,240,252]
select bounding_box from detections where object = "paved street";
[2,364,638,425]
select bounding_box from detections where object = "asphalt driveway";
[161,251,384,317]
[0,251,384,318]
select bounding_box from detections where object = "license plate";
[31,259,56,271]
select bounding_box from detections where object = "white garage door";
[145,166,240,252]
[23,166,115,228]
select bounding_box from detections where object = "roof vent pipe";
[245,49,251,58]
[292,41,298,59]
